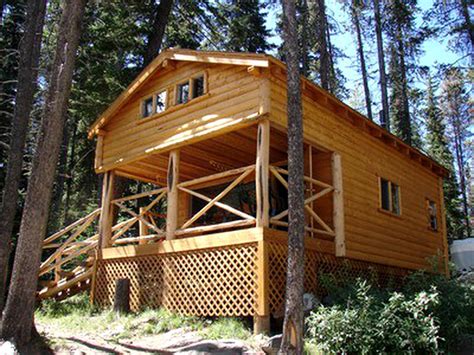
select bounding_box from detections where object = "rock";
[172,339,251,354]
[303,293,320,312]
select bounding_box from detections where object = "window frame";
[141,96,154,118]
[426,198,438,231]
[378,176,402,216]
[154,89,168,114]
[174,71,208,106]
[175,80,191,105]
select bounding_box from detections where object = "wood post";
[166,149,180,240]
[138,207,149,245]
[113,278,130,314]
[254,239,270,335]
[332,153,345,256]
[256,120,270,228]
[98,171,115,249]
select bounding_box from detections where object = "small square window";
[192,75,205,98]
[380,178,390,211]
[391,183,400,215]
[427,200,438,231]
[177,81,190,104]
[142,97,153,118]
[379,177,401,215]
[155,90,167,113]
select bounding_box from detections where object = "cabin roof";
[88,48,448,177]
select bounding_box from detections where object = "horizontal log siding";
[269,79,445,270]
[99,62,263,172]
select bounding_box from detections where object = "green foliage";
[306,271,474,354]
[200,318,252,340]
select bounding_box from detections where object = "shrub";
[306,280,440,354]
[306,268,474,354]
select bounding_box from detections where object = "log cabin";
[39,49,449,334]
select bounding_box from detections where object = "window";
[155,90,167,113]
[192,75,205,98]
[427,199,438,231]
[142,97,153,118]
[176,81,190,104]
[379,177,401,215]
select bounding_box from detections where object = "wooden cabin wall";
[269,79,446,271]
[99,62,264,173]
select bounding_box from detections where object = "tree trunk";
[143,0,174,66]
[352,3,373,120]
[299,0,310,77]
[280,0,305,353]
[396,26,412,144]
[316,0,329,90]
[373,0,390,131]
[0,0,87,347]
[113,278,131,314]
[0,0,47,312]
[460,0,474,48]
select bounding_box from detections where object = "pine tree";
[0,0,87,347]
[424,73,464,239]
[440,67,472,238]
[280,0,305,352]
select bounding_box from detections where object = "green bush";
[306,280,440,354]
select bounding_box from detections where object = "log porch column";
[166,149,180,240]
[98,170,115,249]
[254,119,270,334]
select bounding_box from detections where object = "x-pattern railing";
[269,165,335,237]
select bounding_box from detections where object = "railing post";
[167,149,180,240]
[254,237,270,334]
[256,119,270,228]
[98,171,115,249]
[138,207,149,245]
[332,153,345,256]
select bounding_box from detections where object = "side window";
[155,90,167,113]
[176,81,190,104]
[192,75,205,98]
[142,97,153,118]
[427,199,438,231]
[379,177,401,215]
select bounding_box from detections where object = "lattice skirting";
[93,238,410,318]
[93,243,259,316]
[268,241,409,317]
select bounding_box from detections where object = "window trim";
[174,71,208,106]
[426,198,439,232]
[377,176,402,216]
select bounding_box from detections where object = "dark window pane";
[142,97,153,117]
[193,75,205,98]
[391,183,400,215]
[156,90,167,113]
[428,200,438,230]
[177,82,189,104]
[380,178,390,211]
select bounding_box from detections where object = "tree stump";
[113,278,130,314]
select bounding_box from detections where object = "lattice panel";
[268,242,409,316]
[94,243,258,316]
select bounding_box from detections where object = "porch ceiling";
[115,124,288,185]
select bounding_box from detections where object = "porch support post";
[166,149,180,240]
[254,237,270,335]
[138,207,149,245]
[332,153,346,256]
[98,170,115,249]
[256,119,270,228]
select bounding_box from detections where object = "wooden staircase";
[38,209,101,301]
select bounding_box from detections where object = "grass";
[36,293,255,343]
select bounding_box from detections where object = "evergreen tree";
[424,73,464,238]
[440,67,472,238]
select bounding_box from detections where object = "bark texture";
[0,0,47,312]
[0,0,87,346]
[316,0,330,90]
[143,0,174,65]
[280,0,305,353]
[373,0,390,131]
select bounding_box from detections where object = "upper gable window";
[379,177,401,215]
[142,97,153,118]
[192,75,205,98]
[155,90,167,113]
[176,81,190,104]
[175,72,207,105]
[427,199,438,231]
